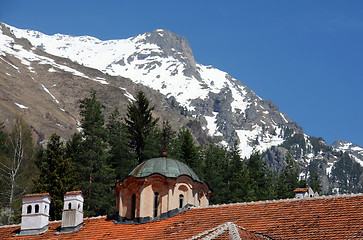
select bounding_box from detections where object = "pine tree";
[247,151,274,201]
[33,134,75,220]
[201,143,228,204]
[160,120,176,155]
[71,89,115,216]
[124,91,159,164]
[176,127,200,175]
[229,163,253,203]
[227,141,250,203]
[106,108,136,181]
[275,153,300,199]
[309,171,322,194]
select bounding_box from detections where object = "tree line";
[0,89,315,225]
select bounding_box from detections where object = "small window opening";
[179,194,184,208]
[27,205,32,214]
[35,204,39,213]
[68,203,72,210]
[153,192,159,218]
[131,194,136,219]
[78,203,81,210]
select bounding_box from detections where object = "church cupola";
[115,156,211,223]
[61,191,84,232]
[19,193,51,235]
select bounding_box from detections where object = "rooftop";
[2,193,363,239]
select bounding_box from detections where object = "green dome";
[129,158,200,182]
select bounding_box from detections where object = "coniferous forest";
[0,89,313,225]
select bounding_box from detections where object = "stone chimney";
[19,193,51,235]
[61,191,84,232]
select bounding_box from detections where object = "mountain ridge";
[1,22,362,194]
[4,23,302,157]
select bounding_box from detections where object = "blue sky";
[1,1,362,146]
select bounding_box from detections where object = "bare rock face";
[145,29,195,64]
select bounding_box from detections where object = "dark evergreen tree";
[33,134,75,220]
[230,163,254,202]
[176,127,200,175]
[246,151,274,201]
[142,126,163,160]
[309,171,322,194]
[202,143,228,204]
[106,108,136,181]
[226,141,252,203]
[275,153,301,199]
[71,89,115,216]
[124,91,159,164]
[160,120,176,155]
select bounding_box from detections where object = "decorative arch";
[27,205,32,214]
[34,204,39,213]
[179,194,184,208]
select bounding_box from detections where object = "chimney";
[19,193,51,235]
[61,191,84,232]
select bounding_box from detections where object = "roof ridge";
[83,215,107,220]
[192,193,363,209]
[0,223,21,228]
[186,221,240,240]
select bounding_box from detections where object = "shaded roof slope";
[2,194,363,239]
[129,157,201,181]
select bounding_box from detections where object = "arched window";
[153,192,159,218]
[131,194,136,219]
[27,205,32,214]
[179,194,184,208]
[35,204,39,213]
[68,202,72,210]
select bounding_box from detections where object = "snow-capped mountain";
[4,24,302,158]
[1,22,363,194]
[0,23,193,141]
[332,140,363,167]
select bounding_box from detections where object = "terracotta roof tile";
[64,191,83,196]
[294,188,309,193]
[2,194,363,239]
[22,193,51,199]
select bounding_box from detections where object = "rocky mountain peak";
[144,29,195,64]
[332,139,352,149]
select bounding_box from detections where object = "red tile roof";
[64,191,83,196]
[293,188,309,193]
[2,194,363,239]
[22,193,51,199]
